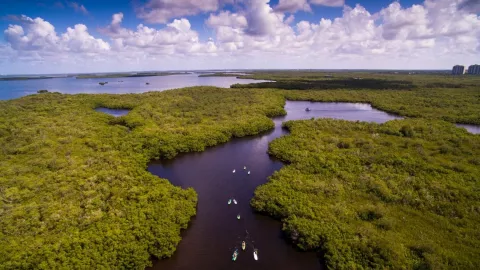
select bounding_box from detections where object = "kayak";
[244,166,246,170]
[233,199,237,204]
[253,249,258,261]
[237,214,241,220]
[233,169,236,173]
[248,171,250,175]
[241,241,246,251]
[232,249,238,261]
[228,199,232,205]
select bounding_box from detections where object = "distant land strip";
[75,72,189,79]
[0,76,57,81]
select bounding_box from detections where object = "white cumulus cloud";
[310,0,344,7]
[4,15,109,64]
[136,0,231,24]
[100,12,217,55]
[274,0,311,13]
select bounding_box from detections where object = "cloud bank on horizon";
[1,0,480,73]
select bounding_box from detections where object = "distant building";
[452,65,465,75]
[467,64,480,75]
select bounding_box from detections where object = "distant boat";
[233,169,236,173]
[241,241,246,251]
[228,199,232,205]
[237,214,241,220]
[305,108,311,111]
[253,249,258,261]
[233,199,237,204]
[248,171,250,175]
[244,166,246,170]
[146,82,150,85]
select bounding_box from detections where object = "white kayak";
[253,250,258,261]
[233,169,236,173]
[233,199,237,204]
[248,171,250,175]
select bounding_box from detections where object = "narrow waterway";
[146,101,402,270]
[456,124,480,134]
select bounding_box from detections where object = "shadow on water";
[147,101,402,270]
[95,107,130,117]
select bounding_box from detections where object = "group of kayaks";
[233,166,250,175]
[230,166,258,262]
[229,166,252,220]
[232,244,258,261]
[228,198,241,219]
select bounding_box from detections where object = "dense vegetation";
[75,72,187,79]
[0,87,285,269]
[252,118,480,269]
[233,78,416,90]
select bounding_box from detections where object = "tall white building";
[467,64,480,75]
[452,65,465,75]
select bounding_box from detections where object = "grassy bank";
[0,87,285,269]
[252,118,480,269]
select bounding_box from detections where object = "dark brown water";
[147,101,402,270]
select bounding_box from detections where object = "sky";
[0,0,479,74]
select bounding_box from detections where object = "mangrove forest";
[1,71,479,269]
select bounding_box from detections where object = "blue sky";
[0,0,479,74]
[1,0,423,35]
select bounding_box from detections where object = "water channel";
[146,101,402,270]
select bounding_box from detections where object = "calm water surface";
[147,101,402,270]
[0,74,269,100]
